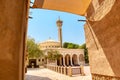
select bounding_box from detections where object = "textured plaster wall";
[0,0,28,80]
[85,0,120,77]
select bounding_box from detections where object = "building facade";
[27,18,85,68]
[27,38,85,68]
[39,39,85,66]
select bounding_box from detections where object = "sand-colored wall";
[0,0,29,80]
[85,0,120,79]
[1,0,120,80]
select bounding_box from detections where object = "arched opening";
[1,0,119,80]
[26,1,87,79]
[26,1,88,79]
[57,58,60,66]
[65,54,71,66]
[27,59,39,68]
[72,54,78,66]
[57,55,63,66]
[79,54,84,62]
[60,55,63,66]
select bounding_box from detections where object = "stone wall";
[85,0,120,79]
[92,73,120,80]
[0,0,29,80]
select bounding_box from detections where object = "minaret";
[56,17,63,48]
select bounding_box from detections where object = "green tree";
[27,37,43,59]
[63,42,79,49]
[67,43,74,49]
[47,50,62,60]
[63,42,69,48]
[79,43,89,63]
[79,43,86,49]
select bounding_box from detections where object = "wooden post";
[58,66,59,73]
[56,66,58,72]
[64,66,67,75]
[54,66,55,71]
[59,66,61,73]
[56,66,57,72]
[68,66,72,77]
[61,66,63,74]
[80,65,85,76]
[55,66,56,71]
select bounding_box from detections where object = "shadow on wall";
[97,0,120,76]
[25,75,52,80]
[87,0,120,76]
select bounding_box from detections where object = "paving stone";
[25,66,92,80]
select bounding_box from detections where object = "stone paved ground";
[25,66,92,80]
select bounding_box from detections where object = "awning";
[32,0,91,16]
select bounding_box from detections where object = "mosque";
[27,18,85,68]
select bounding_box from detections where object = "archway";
[57,58,60,66]
[0,0,89,80]
[60,56,63,66]
[72,54,78,66]
[57,55,63,66]
[65,54,71,66]
[1,0,120,80]
[28,59,37,68]
[79,54,84,62]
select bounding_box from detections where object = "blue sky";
[28,8,86,45]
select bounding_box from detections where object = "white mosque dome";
[39,38,60,50]
[44,39,59,43]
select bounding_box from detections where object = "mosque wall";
[85,0,120,79]
[0,0,29,80]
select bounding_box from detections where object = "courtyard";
[1,0,120,80]
[25,66,91,80]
